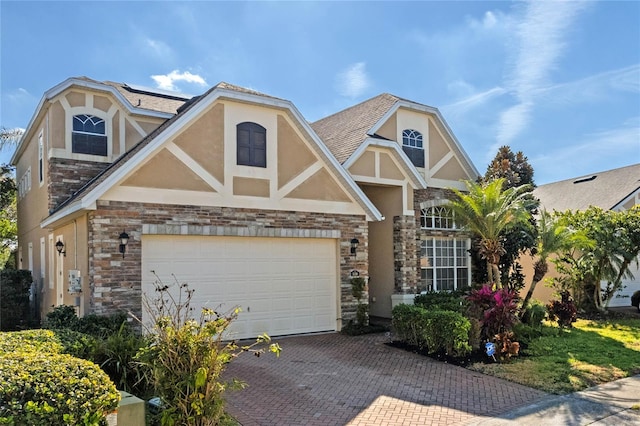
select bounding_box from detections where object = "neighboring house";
[521,163,640,307]
[12,77,478,338]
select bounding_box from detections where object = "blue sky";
[1,1,638,184]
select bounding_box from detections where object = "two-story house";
[13,77,478,338]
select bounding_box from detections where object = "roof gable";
[41,83,383,228]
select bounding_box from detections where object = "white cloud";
[336,62,371,98]
[145,38,173,58]
[497,1,589,145]
[151,70,208,92]
[7,88,33,103]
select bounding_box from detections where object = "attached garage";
[141,235,339,339]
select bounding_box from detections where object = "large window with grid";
[402,129,424,168]
[420,238,470,291]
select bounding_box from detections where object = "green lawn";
[469,318,640,394]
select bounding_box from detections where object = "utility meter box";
[68,270,82,293]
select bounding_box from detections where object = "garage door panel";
[142,235,338,339]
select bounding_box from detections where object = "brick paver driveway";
[223,332,547,425]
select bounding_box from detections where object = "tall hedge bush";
[391,304,472,357]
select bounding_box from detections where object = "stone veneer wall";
[88,200,368,323]
[393,215,418,293]
[48,158,109,211]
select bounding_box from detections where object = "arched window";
[401,129,424,167]
[420,206,455,229]
[237,122,266,168]
[72,114,107,156]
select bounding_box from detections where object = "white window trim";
[38,131,44,186]
[421,205,457,230]
[18,167,32,199]
[420,237,471,292]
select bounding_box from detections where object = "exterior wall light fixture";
[350,238,359,256]
[118,231,130,258]
[55,240,66,257]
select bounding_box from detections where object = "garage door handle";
[247,306,250,312]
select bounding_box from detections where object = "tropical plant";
[520,210,593,317]
[554,207,640,311]
[547,290,577,328]
[467,284,520,340]
[483,146,538,289]
[448,179,533,286]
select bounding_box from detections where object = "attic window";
[402,129,424,168]
[573,175,597,184]
[237,122,266,168]
[72,114,107,156]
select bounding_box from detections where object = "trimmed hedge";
[0,352,120,425]
[414,289,469,313]
[0,329,96,359]
[392,304,472,357]
[0,329,119,425]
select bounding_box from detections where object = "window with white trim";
[18,167,31,199]
[421,206,456,230]
[38,131,44,184]
[72,114,107,156]
[420,238,470,291]
[402,129,424,167]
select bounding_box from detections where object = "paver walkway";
[223,332,547,425]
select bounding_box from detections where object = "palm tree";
[448,178,533,287]
[520,210,592,315]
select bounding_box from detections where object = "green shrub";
[547,290,577,328]
[44,306,132,339]
[521,299,547,328]
[43,305,78,330]
[513,322,544,344]
[0,329,63,354]
[0,269,33,331]
[414,289,469,313]
[0,328,97,359]
[92,324,150,396]
[391,304,472,357]
[76,312,132,339]
[135,279,281,425]
[0,351,120,425]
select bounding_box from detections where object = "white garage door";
[142,235,338,339]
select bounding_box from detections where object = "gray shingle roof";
[534,163,640,211]
[310,94,400,163]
